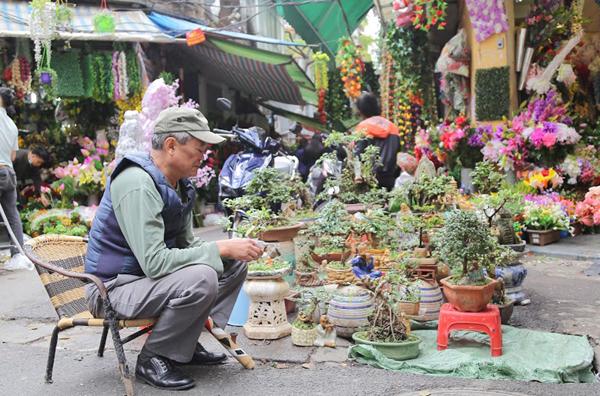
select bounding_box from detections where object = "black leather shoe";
[136,355,195,390]
[181,343,227,365]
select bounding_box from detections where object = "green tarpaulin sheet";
[275,0,373,57]
[349,326,596,383]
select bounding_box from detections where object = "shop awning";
[275,0,373,57]
[180,37,317,106]
[259,101,327,132]
[148,11,304,47]
[0,0,173,42]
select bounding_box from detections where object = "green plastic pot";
[352,331,421,361]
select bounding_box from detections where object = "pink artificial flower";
[81,149,91,157]
[542,133,557,148]
[59,183,65,191]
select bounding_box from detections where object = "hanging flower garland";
[112,51,129,101]
[3,57,32,100]
[30,0,56,71]
[126,49,142,95]
[465,0,508,42]
[312,51,329,125]
[412,0,447,32]
[336,38,365,100]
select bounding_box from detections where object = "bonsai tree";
[292,295,318,330]
[472,161,504,194]
[432,210,498,285]
[361,277,411,343]
[393,174,456,213]
[470,185,523,243]
[305,200,353,238]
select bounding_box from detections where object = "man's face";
[28,153,44,168]
[172,137,210,178]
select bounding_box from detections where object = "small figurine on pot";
[349,254,382,280]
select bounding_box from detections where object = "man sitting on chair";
[84,107,263,391]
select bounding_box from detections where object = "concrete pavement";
[0,228,599,395]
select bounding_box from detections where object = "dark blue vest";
[85,154,196,282]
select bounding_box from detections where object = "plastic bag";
[4,253,34,271]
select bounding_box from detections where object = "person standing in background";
[0,87,31,269]
[13,146,51,205]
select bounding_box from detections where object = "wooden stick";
[204,317,255,369]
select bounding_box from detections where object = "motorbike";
[214,98,298,217]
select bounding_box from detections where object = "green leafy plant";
[472,161,504,194]
[396,174,455,212]
[475,67,510,121]
[247,256,290,273]
[432,210,499,285]
[51,49,85,97]
[305,200,352,238]
[325,260,348,270]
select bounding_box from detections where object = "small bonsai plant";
[361,277,412,343]
[292,296,318,330]
[305,200,353,238]
[433,210,498,286]
[395,174,456,213]
[247,256,291,277]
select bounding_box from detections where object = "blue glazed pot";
[495,262,528,304]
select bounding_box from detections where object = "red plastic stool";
[437,303,503,357]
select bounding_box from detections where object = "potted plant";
[324,260,354,284]
[244,256,293,339]
[433,210,499,312]
[522,201,570,246]
[305,200,352,262]
[471,186,525,251]
[293,235,322,287]
[386,272,420,316]
[291,296,319,346]
[471,161,504,195]
[352,278,422,360]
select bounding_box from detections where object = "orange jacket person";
[354,92,400,190]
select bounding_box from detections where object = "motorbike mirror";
[216,97,232,111]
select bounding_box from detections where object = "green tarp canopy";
[179,37,317,106]
[275,0,373,57]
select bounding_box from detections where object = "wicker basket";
[291,325,317,346]
[398,301,420,316]
[326,266,355,284]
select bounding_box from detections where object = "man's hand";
[216,239,264,262]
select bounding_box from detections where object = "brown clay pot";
[440,277,498,312]
[325,266,355,284]
[436,262,450,283]
[310,250,349,264]
[259,223,303,242]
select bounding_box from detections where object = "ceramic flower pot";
[291,325,317,347]
[440,277,498,312]
[352,332,422,361]
[259,223,303,242]
[327,285,373,338]
[495,263,528,305]
[495,299,514,325]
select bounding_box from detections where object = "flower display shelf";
[243,269,292,340]
[527,230,561,246]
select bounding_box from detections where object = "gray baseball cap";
[154,107,225,145]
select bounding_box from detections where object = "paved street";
[1,229,599,395]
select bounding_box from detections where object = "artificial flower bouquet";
[575,186,600,227]
[437,115,483,168]
[522,168,563,192]
[521,200,570,232]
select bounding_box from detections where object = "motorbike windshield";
[237,127,267,151]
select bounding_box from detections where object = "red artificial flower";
[541,169,550,177]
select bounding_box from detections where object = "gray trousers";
[86,260,247,363]
[0,167,24,256]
